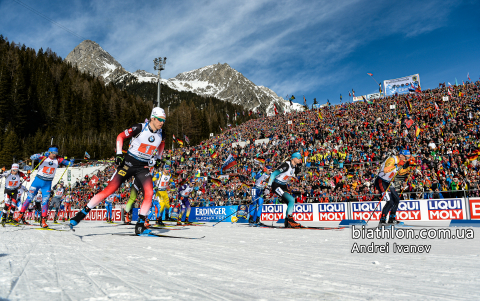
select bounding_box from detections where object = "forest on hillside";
[0,35,254,167]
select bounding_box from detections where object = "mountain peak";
[65,40,127,83]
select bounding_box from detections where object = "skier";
[177,177,195,225]
[51,181,65,223]
[70,107,166,234]
[152,165,172,226]
[105,193,120,223]
[34,191,43,222]
[123,180,138,225]
[248,166,272,226]
[267,152,303,228]
[376,149,414,225]
[14,146,73,227]
[63,193,72,221]
[1,164,30,226]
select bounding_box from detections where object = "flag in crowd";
[303,95,307,106]
[415,126,421,138]
[177,139,184,147]
[184,135,190,145]
[349,92,351,97]
[210,152,218,159]
[405,99,413,112]
[340,94,342,101]
[289,95,295,106]
[208,177,221,187]
[274,103,279,115]
[254,158,265,165]
[318,111,323,120]
[84,151,91,159]
[352,89,355,97]
[468,73,471,81]
[367,73,373,76]
[221,154,237,171]
[219,126,223,132]
[172,134,177,142]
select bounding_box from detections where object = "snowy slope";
[1,222,479,300]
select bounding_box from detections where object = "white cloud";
[0,0,459,96]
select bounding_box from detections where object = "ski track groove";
[70,235,172,299]
[5,230,41,299]
[80,234,228,301]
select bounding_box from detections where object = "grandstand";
[63,81,480,208]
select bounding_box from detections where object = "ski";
[260,224,345,230]
[111,232,205,239]
[33,227,70,232]
[149,224,182,229]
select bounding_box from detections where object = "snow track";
[1,222,479,300]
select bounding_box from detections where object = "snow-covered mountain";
[162,63,304,115]
[65,40,304,115]
[65,40,130,84]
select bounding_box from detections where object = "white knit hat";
[151,107,166,120]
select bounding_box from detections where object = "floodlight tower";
[153,57,167,107]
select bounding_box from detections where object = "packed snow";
[1,221,479,300]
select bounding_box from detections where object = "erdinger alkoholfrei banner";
[383,74,420,96]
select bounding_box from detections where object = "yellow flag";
[318,112,323,120]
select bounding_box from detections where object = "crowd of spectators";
[66,80,480,208]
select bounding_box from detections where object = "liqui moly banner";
[292,204,314,221]
[351,201,383,221]
[427,199,465,220]
[261,204,284,222]
[318,203,346,221]
[396,200,421,220]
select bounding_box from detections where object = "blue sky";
[1,0,479,106]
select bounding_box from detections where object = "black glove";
[115,155,124,166]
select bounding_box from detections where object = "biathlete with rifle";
[375,149,415,225]
[15,146,73,228]
[70,107,166,234]
[1,164,30,226]
[267,152,303,228]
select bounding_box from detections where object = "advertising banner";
[366,92,383,100]
[189,206,238,222]
[353,96,364,102]
[427,199,465,220]
[383,74,420,96]
[468,198,480,219]
[351,201,383,221]
[261,204,284,222]
[318,203,347,221]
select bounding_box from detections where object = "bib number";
[138,143,156,155]
[8,181,18,187]
[275,187,285,197]
[42,167,55,175]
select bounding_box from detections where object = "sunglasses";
[154,117,166,123]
